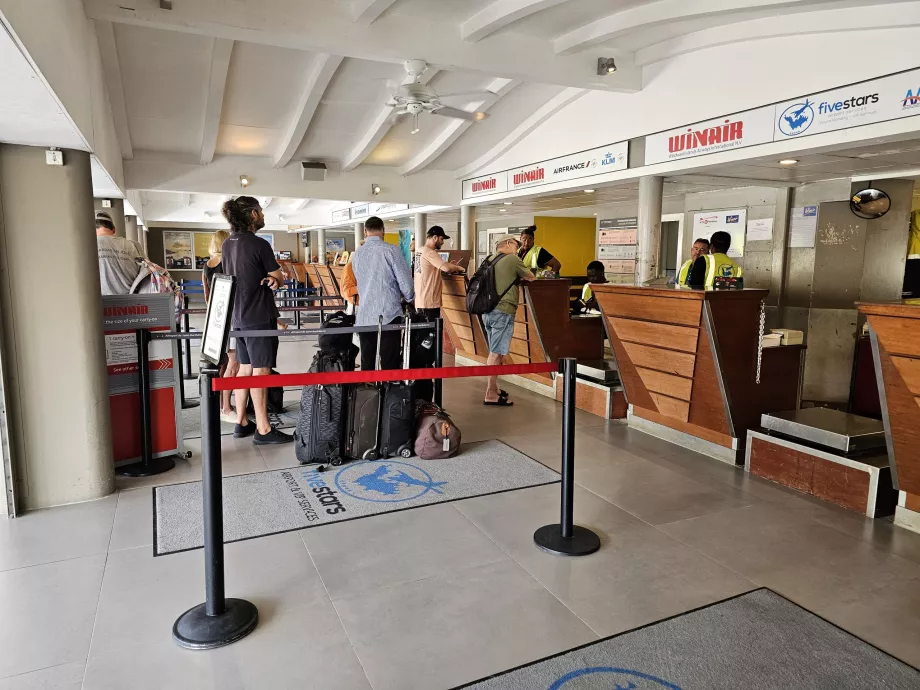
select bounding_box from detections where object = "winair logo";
[513,167,544,185]
[103,305,149,317]
[903,87,920,110]
[471,178,497,193]
[669,119,744,154]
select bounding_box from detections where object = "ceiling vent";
[300,161,327,182]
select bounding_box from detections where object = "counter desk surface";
[593,284,802,461]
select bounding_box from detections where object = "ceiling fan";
[386,59,494,134]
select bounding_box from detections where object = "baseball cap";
[493,233,521,250]
[427,225,448,238]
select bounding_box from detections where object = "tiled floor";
[3,365,920,688]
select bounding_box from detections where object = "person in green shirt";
[482,234,535,406]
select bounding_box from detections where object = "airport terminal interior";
[4,1,920,688]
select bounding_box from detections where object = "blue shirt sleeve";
[391,245,415,302]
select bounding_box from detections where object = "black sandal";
[483,398,514,406]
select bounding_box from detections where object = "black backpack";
[466,254,517,315]
[318,311,355,354]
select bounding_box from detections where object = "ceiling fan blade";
[432,106,489,121]
[437,90,496,100]
[387,110,409,125]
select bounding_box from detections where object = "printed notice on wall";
[747,218,774,243]
[790,206,818,248]
[692,209,747,257]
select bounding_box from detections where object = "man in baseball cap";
[96,210,147,295]
[414,225,466,321]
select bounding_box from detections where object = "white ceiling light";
[779,159,799,166]
[239,175,250,188]
[278,214,285,222]
[503,201,513,205]
[371,183,381,195]
[584,189,596,193]
[596,58,617,75]
[499,208,507,213]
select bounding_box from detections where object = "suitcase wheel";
[362,450,378,461]
[398,445,413,459]
[331,458,344,467]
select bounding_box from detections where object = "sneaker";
[253,427,294,445]
[234,423,256,439]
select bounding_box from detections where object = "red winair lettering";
[668,119,744,154]
[513,167,545,186]
[471,178,497,193]
[103,305,150,317]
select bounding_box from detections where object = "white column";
[124,215,139,243]
[354,221,363,250]
[413,212,427,251]
[461,204,476,272]
[317,228,326,263]
[637,176,664,284]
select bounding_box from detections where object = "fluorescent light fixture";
[584,189,596,193]
[779,159,799,165]
[499,209,507,213]
[503,201,513,205]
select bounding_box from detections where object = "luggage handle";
[402,310,412,385]
[375,315,383,372]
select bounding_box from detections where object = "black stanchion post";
[173,365,258,649]
[183,294,194,380]
[318,283,325,322]
[434,317,444,408]
[533,358,600,556]
[116,329,177,477]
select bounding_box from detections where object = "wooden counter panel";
[450,323,474,342]
[609,318,699,353]
[513,322,528,340]
[687,320,733,437]
[636,367,693,401]
[891,356,920,395]
[877,344,920,495]
[622,342,696,378]
[609,330,657,411]
[601,293,702,327]
[649,392,690,422]
[634,408,734,448]
[510,337,531,358]
[442,294,467,311]
[442,276,466,297]
[749,437,812,492]
[868,316,920,357]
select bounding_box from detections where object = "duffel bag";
[414,402,461,460]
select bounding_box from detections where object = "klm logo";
[601,152,621,166]
[903,88,920,110]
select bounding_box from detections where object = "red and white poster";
[101,294,183,465]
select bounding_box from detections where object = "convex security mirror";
[850,188,891,219]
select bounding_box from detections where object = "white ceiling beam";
[341,68,441,172]
[462,0,570,42]
[260,196,273,208]
[180,193,191,207]
[94,20,133,160]
[635,3,920,66]
[399,79,520,176]
[554,0,815,55]
[351,0,398,25]
[200,38,234,165]
[290,198,311,211]
[454,87,587,179]
[83,0,641,92]
[272,53,344,169]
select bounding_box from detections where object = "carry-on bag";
[246,370,285,415]
[295,351,348,467]
[408,309,436,403]
[344,317,384,460]
[378,312,416,459]
[414,401,461,460]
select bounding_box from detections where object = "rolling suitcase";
[379,313,415,459]
[295,351,348,467]
[344,317,385,460]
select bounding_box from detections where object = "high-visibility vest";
[581,283,593,301]
[703,253,743,288]
[677,259,694,286]
[520,245,545,270]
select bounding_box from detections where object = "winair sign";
[461,142,628,200]
[646,66,920,165]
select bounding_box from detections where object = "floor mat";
[153,440,559,556]
[457,589,919,689]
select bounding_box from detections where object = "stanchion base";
[173,598,258,650]
[533,524,601,557]
[115,456,176,478]
[182,399,201,410]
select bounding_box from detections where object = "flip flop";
[498,390,509,398]
[483,398,514,406]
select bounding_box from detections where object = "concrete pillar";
[0,145,115,510]
[124,215,139,244]
[317,228,326,263]
[94,198,125,237]
[414,212,427,250]
[637,176,664,284]
[461,204,476,273]
[354,221,363,250]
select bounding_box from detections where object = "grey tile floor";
[3,360,920,688]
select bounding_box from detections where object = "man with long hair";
[220,196,292,444]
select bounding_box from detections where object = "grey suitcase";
[344,317,385,460]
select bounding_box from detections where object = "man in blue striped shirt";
[352,216,415,370]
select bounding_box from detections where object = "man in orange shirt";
[414,226,465,319]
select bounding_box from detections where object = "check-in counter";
[857,302,920,529]
[441,276,619,415]
[593,284,804,463]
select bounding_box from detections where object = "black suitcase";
[345,316,385,460]
[379,313,415,459]
[409,310,437,403]
[295,351,348,467]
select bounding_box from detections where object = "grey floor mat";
[458,588,920,689]
[154,440,560,556]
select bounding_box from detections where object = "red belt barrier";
[211,361,557,391]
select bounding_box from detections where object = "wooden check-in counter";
[593,285,804,463]
[857,302,920,529]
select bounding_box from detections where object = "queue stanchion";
[434,317,444,408]
[116,329,177,477]
[183,294,194,380]
[533,357,600,556]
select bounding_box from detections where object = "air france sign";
[461,142,628,199]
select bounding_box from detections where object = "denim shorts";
[482,310,515,356]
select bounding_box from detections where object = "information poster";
[194,232,214,269]
[163,231,193,270]
[747,218,774,243]
[326,238,346,253]
[598,217,638,283]
[692,209,747,257]
[790,206,818,248]
[101,294,182,465]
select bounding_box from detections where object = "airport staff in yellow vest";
[518,225,561,274]
[676,238,710,286]
[688,231,742,288]
[578,261,609,312]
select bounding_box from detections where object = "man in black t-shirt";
[221,196,292,445]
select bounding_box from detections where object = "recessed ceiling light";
[239,175,250,187]
[584,189,596,193]
[779,159,799,166]
[503,201,513,205]
[499,208,507,213]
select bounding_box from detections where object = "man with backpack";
[477,234,535,406]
